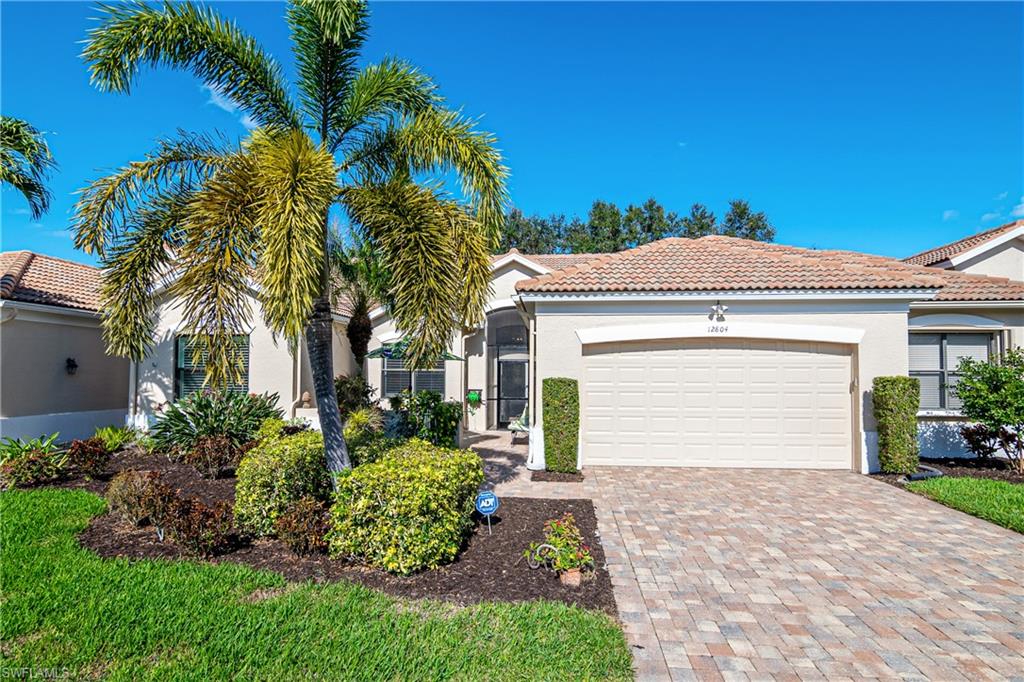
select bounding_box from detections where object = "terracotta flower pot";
[559,568,582,587]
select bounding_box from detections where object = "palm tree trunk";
[306,292,351,474]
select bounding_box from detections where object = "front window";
[175,335,250,399]
[908,332,992,410]
[382,357,445,398]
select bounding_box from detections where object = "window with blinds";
[908,332,991,410]
[382,357,445,398]
[175,335,250,400]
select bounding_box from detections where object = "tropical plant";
[956,349,1024,472]
[274,496,330,556]
[525,513,594,574]
[334,373,375,421]
[332,237,389,370]
[0,433,60,464]
[74,1,508,475]
[65,438,111,479]
[106,470,159,526]
[93,425,137,453]
[0,450,66,489]
[150,390,282,452]
[401,390,461,447]
[343,406,383,447]
[183,434,239,478]
[0,115,57,219]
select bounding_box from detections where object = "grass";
[0,489,632,680]
[906,476,1024,534]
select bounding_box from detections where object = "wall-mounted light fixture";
[65,357,78,375]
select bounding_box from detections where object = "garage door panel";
[581,338,853,469]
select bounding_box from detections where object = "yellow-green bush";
[234,430,332,536]
[873,376,920,474]
[327,439,484,574]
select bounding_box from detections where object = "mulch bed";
[63,451,616,614]
[531,470,585,483]
[871,456,1024,488]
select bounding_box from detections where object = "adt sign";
[475,490,500,516]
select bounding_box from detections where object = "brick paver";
[473,433,1024,681]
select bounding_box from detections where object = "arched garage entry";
[577,325,859,470]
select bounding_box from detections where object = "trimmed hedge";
[327,439,484,574]
[234,430,332,536]
[873,376,920,474]
[543,378,579,473]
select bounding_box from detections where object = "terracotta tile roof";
[903,220,1024,266]
[0,251,102,311]
[515,235,1024,302]
[492,249,605,271]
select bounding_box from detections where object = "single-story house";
[363,226,1023,473]
[0,251,129,440]
[904,219,1023,280]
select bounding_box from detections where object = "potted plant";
[524,513,595,587]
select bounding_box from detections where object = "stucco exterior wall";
[0,314,128,417]
[529,299,913,472]
[954,237,1024,281]
[135,293,354,423]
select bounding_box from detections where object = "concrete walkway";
[469,432,1024,681]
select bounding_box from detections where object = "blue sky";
[2,1,1021,265]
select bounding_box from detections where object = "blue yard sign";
[475,491,500,534]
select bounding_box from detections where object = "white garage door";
[582,338,853,469]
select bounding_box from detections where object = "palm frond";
[83,1,299,131]
[333,58,437,151]
[0,115,56,219]
[250,130,340,344]
[288,0,368,140]
[344,107,508,245]
[99,190,187,361]
[342,180,473,368]
[171,149,260,389]
[73,130,226,256]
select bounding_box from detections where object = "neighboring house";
[0,251,129,440]
[367,236,1023,473]
[904,219,1024,281]
[128,286,356,428]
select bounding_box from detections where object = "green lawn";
[0,489,631,680]
[906,476,1024,534]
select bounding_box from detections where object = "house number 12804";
[707,325,729,334]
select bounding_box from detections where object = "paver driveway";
[588,468,1024,681]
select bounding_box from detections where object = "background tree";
[679,203,718,238]
[74,1,507,474]
[721,199,775,241]
[498,209,565,253]
[0,115,56,219]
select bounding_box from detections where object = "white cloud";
[1011,196,1024,218]
[981,211,1002,222]
[677,141,687,148]
[995,191,1009,201]
[201,84,257,130]
[942,209,959,222]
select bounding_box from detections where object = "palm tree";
[331,236,388,372]
[73,1,507,473]
[1,115,57,219]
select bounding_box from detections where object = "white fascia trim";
[484,297,518,313]
[519,288,940,303]
[491,253,551,275]
[948,225,1024,266]
[576,321,865,346]
[0,300,101,327]
[911,300,1024,309]
[909,313,1005,329]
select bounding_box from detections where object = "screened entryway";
[486,309,529,428]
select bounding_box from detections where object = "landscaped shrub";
[403,390,462,447]
[93,426,136,453]
[543,378,579,473]
[873,376,920,474]
[0,433,60,463]
[65,437,110,478]
[344,406,384,447]
[139,475,177,541]
[524,513,594,574]
[106,470,158,526]
[151,390,283,453]
[184,435,239,479]
[959,423,1003,459]
[255,417,312,442]
[335,373,375,421]
[327,439,484,574]
[234,430,332,536]
[167,497,235,557]
[956,349,1024,473]
[0,450,66,488]
[350,435,405,468]
[274,496,330,556]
